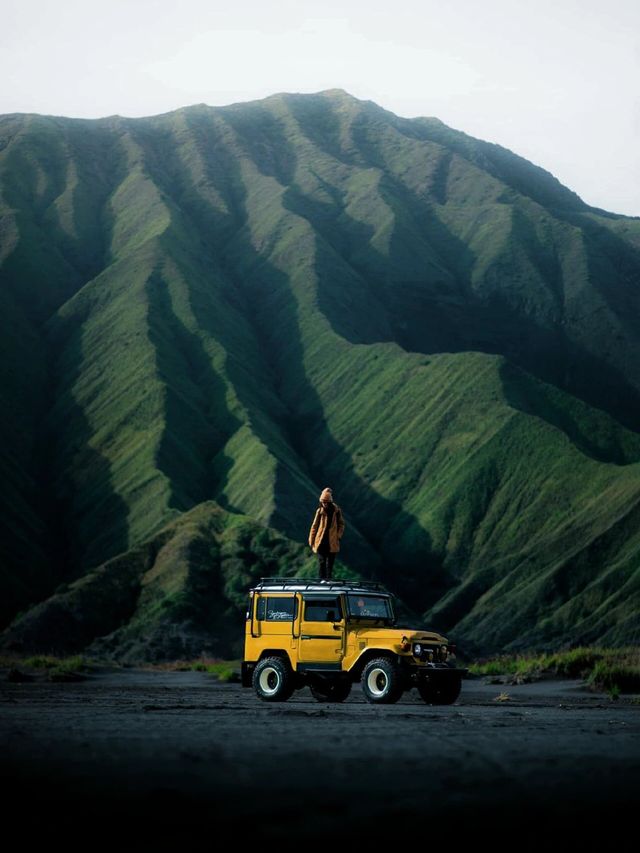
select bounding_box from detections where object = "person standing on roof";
[308,487,345,580]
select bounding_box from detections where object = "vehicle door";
[253,593,298,639]
[297,594,345,663]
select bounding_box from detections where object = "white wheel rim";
[259,666,281,695]
[367,667,388,696]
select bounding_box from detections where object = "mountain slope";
[1,501,347,660]
[1,90,639,654]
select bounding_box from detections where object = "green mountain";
[1,89,639,658]
[1,502,349,661]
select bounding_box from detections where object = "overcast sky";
[3,0,639,215]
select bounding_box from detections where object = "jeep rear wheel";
[309,678,352,703]
[417,674,462,705]
[361,657,404,704]
[253,656,294,702]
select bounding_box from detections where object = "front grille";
[413,643,448,663]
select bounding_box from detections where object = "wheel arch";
[348,648,400,680]
[257,649,293,668]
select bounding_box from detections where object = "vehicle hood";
[354,628,448,644]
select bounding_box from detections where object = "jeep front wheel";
[417,674,462,705]
[309,678,352,703]
[361,657,404,704]
[253,656,294,702]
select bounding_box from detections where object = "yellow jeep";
[241,578,466,704]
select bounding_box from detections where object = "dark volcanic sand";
[1,669,639,848]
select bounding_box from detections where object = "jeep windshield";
[347,594,394,624]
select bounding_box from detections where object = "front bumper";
[406,662,468,679]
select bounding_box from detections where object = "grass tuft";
[192,660,239,682]
[587,654,640,694]
[141,657,241,682]
[471,647,640,694]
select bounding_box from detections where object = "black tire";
[253,656,295,702]
[417,674,462,705]
[309,679,352,703]
[361,657,404,704]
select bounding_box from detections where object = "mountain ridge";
[1,89,639,656]
[0,88,608,217]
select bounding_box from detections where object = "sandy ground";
[1,668,639,848]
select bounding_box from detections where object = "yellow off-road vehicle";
[241,578,466,704]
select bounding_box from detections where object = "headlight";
[413,643,422,656]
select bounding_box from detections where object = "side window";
[304,597,342,622]
[257,597,266,621]
[256,596,297,622]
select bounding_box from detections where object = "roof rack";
[253,577,390,593]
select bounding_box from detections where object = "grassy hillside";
[1,90,639,655]
[1,501,357,660]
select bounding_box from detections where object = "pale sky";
[3,0,639,216]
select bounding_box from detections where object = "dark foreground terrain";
[1,668,639,849]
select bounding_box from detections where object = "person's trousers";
[317,551,336,579]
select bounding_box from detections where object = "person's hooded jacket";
[308,498,345,553]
